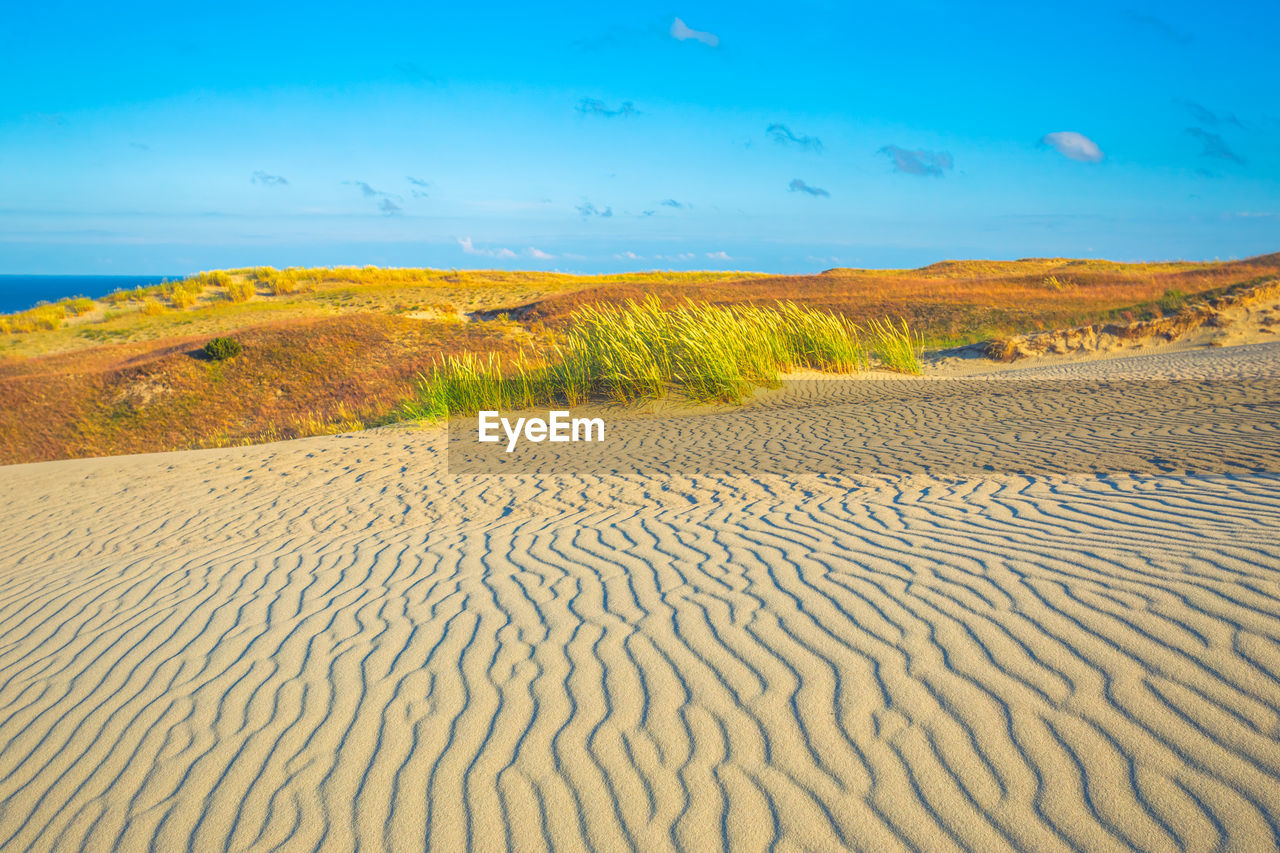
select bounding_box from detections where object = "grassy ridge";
[2,255,1276,462]
[402,298,921,420]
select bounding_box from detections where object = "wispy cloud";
[878,145,953,177]
[344,180,403,214]
[767,124,822,153]
[576,201,613,218]
[252,171,289,187]
[671,17,719,47]
[406,176,431,198]
[458,237,517,258]
[348,181,382,198]
[789,179,829,197]
[1177,99,1243,128]
[1126,10,1191,44]
[577,98,637,118]
[1186,128,1246,164]
[615,250,643,260]
[660,198,687,209]
[526,247,555,260]
[705,251,731,260]
[1040,131,1104,163]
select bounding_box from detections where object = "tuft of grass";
[225,279,256,303]
[1,303,68,333]
[189,270,231,288]
[403,297,900,420]
[169,288,198,310]
[140,297,166,316]
[59,296,96,316]
[865,318,923,374]
[1157,288,1188,313]
[290,403,365,437]
[263,268,316,296]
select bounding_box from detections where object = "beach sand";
[2,343,1279,851]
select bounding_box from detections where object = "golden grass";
[224,279,256,303]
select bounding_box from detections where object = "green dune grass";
[402,297,922,420]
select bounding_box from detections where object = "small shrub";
[140,297,165,315]
[170,288,198,310]
[203,337,243,360]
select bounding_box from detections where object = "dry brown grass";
[502,254,1280,345]
[0,314,533,463]
[2,254,1277,463]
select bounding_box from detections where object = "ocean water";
[0,275,184,314]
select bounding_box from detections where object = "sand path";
[1,344,1279,851]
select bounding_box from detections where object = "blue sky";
[1,0,1277,274]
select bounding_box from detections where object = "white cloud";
[705,251,731,260]
[1041,131,1104,163]
[671,17,719,47]
[457,236,517,258]
[614,250,643,260]
[526,247,555,259]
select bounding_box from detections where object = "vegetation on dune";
[1,254,1277,462]
[401,298,921,420]
[511,254,1280,347]
[0,314,532,464]
[224,278,256,303]
[203,337,243,361]
[0,266,764,358]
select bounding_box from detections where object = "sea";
[0,275,185,314]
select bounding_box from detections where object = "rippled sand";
[2,344,1279,851]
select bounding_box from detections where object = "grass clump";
[865,318,923,374]
[59,296,96,316]
[261,268,316,296]
[1,303,68,333]
[1157,288,1188,313]
[203,336,243,361]
[189,270,231,288]
[225,279,256,303]
[403,297,909,420]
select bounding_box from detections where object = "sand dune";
[2,344,1280,851]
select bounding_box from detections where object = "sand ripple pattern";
[1,346,1279,852]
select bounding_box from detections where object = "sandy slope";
[1,344,1280,851]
